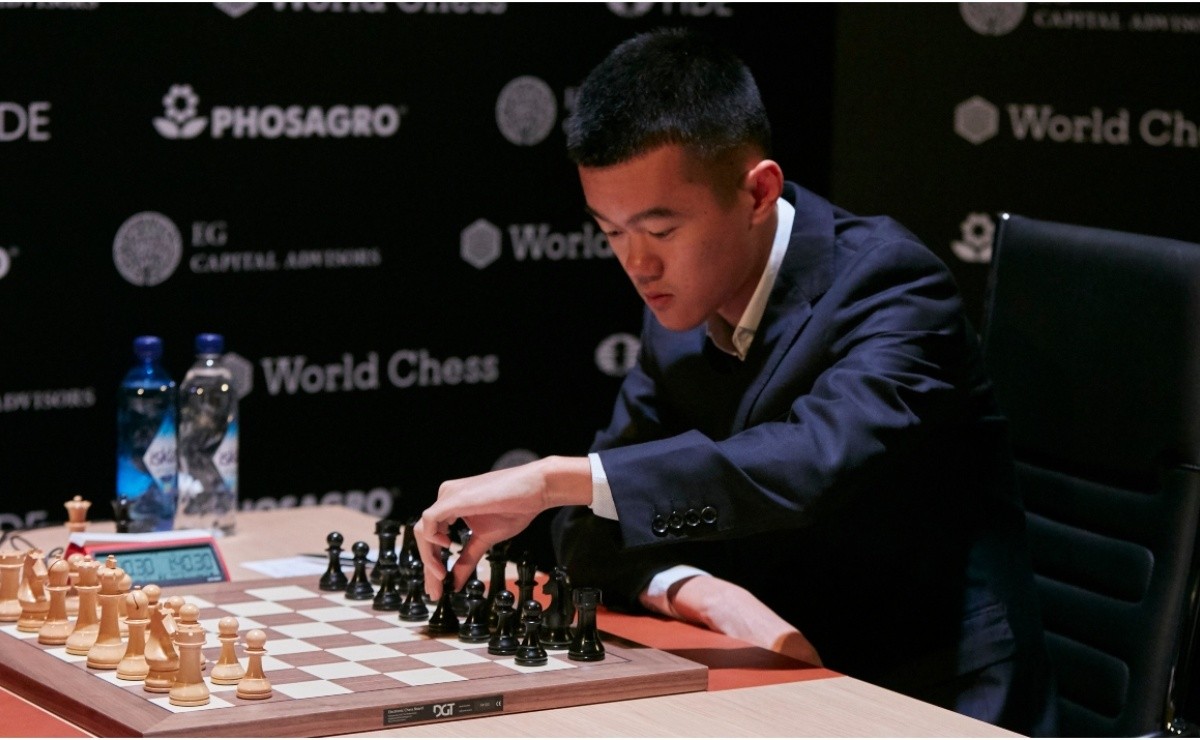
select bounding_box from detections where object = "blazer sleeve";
[598,237,983,549]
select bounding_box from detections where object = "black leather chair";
[981,214,1200,737]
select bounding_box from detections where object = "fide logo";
[495,76,557,146]
[460,219,502,269]
[952,213,995,264]
[954,96,1000,145]
[595,333,640,377]
[959,2,1026,36]
[112,212,184,286]
[154,84,207,140]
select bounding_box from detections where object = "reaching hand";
[415,455,592,600]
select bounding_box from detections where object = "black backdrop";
[2,2,1197,534]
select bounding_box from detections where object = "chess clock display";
[69,536,230,587]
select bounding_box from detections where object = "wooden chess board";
[0,576,707,737]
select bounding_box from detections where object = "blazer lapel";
[734,183,836,430]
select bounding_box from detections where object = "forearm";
[643,574,822,666]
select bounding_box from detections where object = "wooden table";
[3,506,1018,738]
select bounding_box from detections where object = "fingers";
[413,515,451,600]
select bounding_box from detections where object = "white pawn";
[236,629,272,700]
[210,616,246,685]
[116,590,150,681]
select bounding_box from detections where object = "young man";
[415,29,1056,735]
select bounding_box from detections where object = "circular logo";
[595,333,640,377]
[495,76,557,146]
[607,2,654,17]
[112,212,183,286]
[0,248,9,280]
[959,2,1025,36]
[492,448,540,471]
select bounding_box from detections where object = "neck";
[716,206,778,327]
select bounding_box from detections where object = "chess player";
[415,28,1057,736]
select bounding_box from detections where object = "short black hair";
[565,28,772,168]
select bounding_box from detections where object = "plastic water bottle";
[116,335,177,532]
[176,333,239,535]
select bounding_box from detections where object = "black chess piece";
[371,519,400,586]
[111,497,132,534]
[485,541,510,628]
[319,531,349,592]
[397,517,421,591]
[568,587,605,662]
[515,553,537,636]
[399,570,429,622]
[427,571,460,635]
[488,590,519,656]
[540,566,574,649]
[344,540,375,600]
[515,600,548,666]
[373,567,402,611]
[458,579,490,643]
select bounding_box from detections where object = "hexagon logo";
[460,218,503,269]
[954,96,1000,145]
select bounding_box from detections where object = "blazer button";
[668,511,684,531]
[700,506,718,525]
[651,515,668,536]
[684,509,700,527]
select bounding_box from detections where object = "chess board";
[0,576,707,737]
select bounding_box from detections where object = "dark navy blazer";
[552,183,1056,734]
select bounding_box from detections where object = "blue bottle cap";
[195,333,225,354]
[132,335,163,361]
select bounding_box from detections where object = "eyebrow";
[584,204,681,226]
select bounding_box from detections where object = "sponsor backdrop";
[0,3,836,543]
[2,3,1196,539]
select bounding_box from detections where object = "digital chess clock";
[66,531,230,587]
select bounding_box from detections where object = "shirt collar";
[707,197,795,360]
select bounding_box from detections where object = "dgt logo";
[0,102,51,142]
[431,702,456,718]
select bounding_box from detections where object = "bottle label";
[142,420,177,493]
[214,421,238,493]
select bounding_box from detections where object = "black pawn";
[568,587,605,662]
[344,540,375,600]
[515,600,548,666]
[488,591,519,656]
[371,519,400,585]
[399,570,429,622]
[427,571,460,635]
[319,531,348,592]
[458,579,490,643]
[111,497,132,534]
[373,567,401,611]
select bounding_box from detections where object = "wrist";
[538,455,594,509]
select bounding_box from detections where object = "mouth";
[643,292,672,310]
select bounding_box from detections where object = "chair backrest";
[981,213,1200,737]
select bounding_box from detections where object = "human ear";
[744,159,784,225]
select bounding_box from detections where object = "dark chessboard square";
[335,617,404,634]
[277,650,345,667]
[388,639,457,656]
[257,667,313,685]
[305,633,373,650]
[330,674,406,693]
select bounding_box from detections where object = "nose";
[623,236,662,284]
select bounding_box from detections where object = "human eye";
[648,227,676,240]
